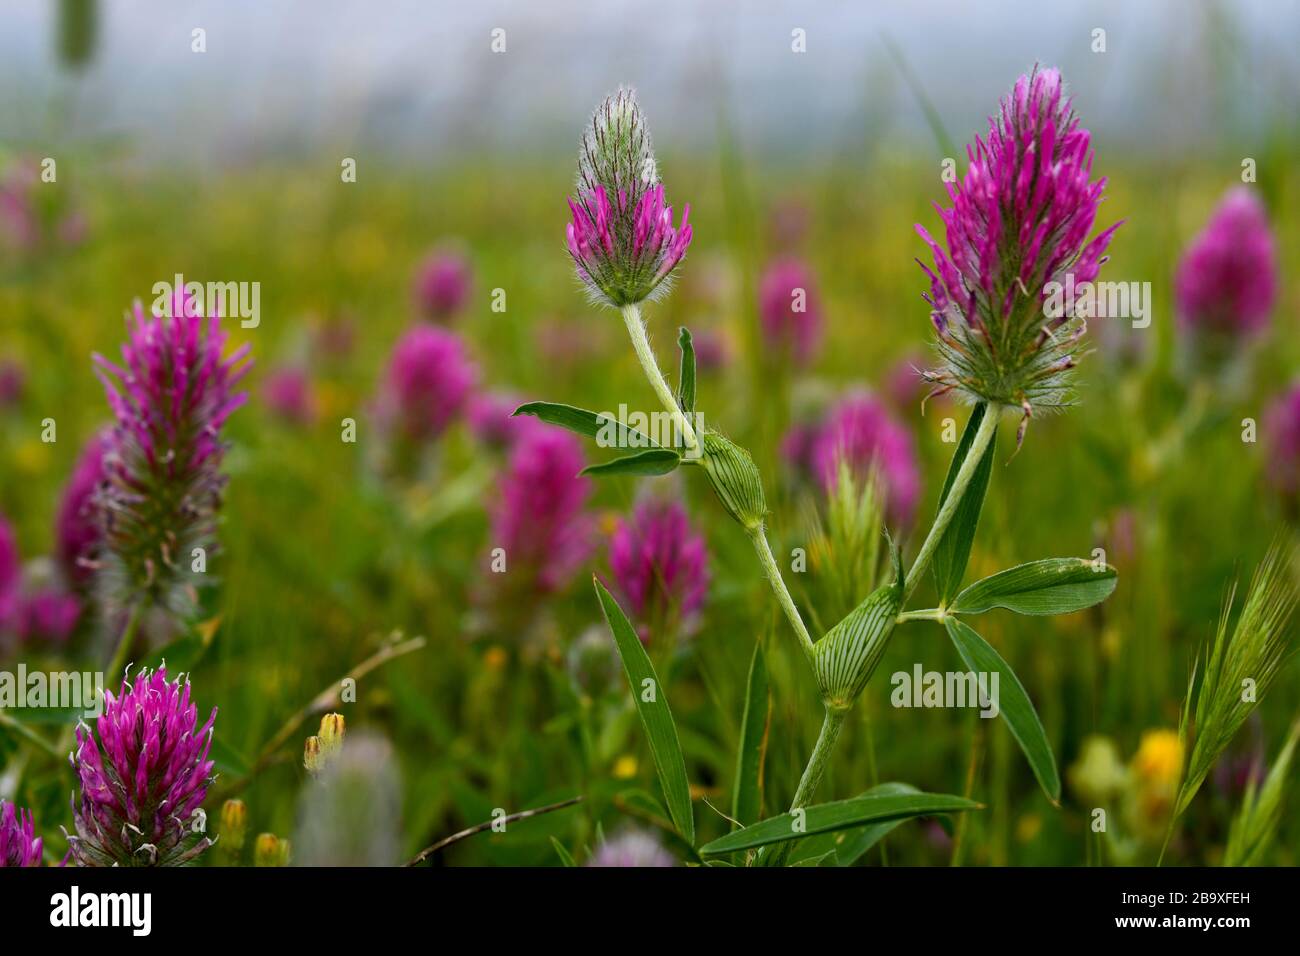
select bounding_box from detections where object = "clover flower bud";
[699,432,767,532]
[565,88,693,307]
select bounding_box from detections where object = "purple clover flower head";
[566,88,693,308]
[0,515,18,629]
[15,588,82,644]
[69,666,217,867]
[378,323,477,443]
[412,248,473,321]
[759,258,823,367]
[467,391,540,451]
[810,393,921,526]
[586,828,676,867]
[92,293,251,617]
[261,366,317,425]
[609,498,710,638]
[0,800,43,867]
[916,66,1120,445]
[489,428,594,595]
[1264,383,1300,502]
[56,430,107,588]
[0,359,24,407]
[1175,187,1277,340]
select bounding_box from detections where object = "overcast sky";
[0,0,1295,166]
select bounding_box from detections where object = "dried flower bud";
[219,799,248,855]
[699,432,767,532]
[253,832,290,867]
[303,736,324,775]
[319,713,345,755]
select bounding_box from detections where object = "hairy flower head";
[566,88,693,307]
[0,799,43,867]
[69,666,217,867]
[916,66,1120,444]
[93,293,251,617]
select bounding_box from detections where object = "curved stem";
[749,526,816,664]
[103,603,144,688]
[766,706,847,866]
[621,303,699,454]
[904,403,999,601]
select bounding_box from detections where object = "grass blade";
[676,326,696,414]
[594,577,695,845]
[731,640,771,828]
[699,791,978,855]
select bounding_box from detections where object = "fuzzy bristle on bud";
[566,88,693,308]
[915,66,1120,445]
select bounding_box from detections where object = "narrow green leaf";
[944,617,1060,802]
[789,781,922,865]
[932,404,997,603]
[699,791,979,855]
[731,641,771,827]
[580,448,681,477]
[550,837,576,867]
[594,578,695,845]
[513,401,660,448]
[952,558,1117,616]
[676,326,696,414]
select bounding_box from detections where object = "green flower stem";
[766,705,848,866]
[749,525,816,664]
[620,301,814,664]
[903,402,999,602]
[52,602,144,763]
[621,303,699,454]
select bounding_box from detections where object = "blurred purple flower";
[93,292,251,615]
[809,393,921,525]
[412,248,472,321]
[0,800,42,867]
[916,66,1120,441]
[0,359,24,407]
[56,430,107,588]
[609,498,709,637]
[489,428,594,594]
[13,588,81,644]
[566,88,692,307]
[691,327,730,372]
[262,366,318,424]
[0,515,19,629]
[378,323,477,443]
[1264,384,1300,500]
[1175,187,1277,339]
[586,828,676,867]
[759,258,822,367]
[467,392,539,450]
[69,667,216,867]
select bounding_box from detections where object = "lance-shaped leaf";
[699,790,979,855]
[790,781,924,865]
[513,401,660,448]
[580,448,681,477]
[594,578,695,845]
[944,616,1060,803]
[932,404,998,603]
[731,641,771,828]
[676,326,696,415]
[951,557,1117,616]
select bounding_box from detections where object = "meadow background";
[1,0,1298,866]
